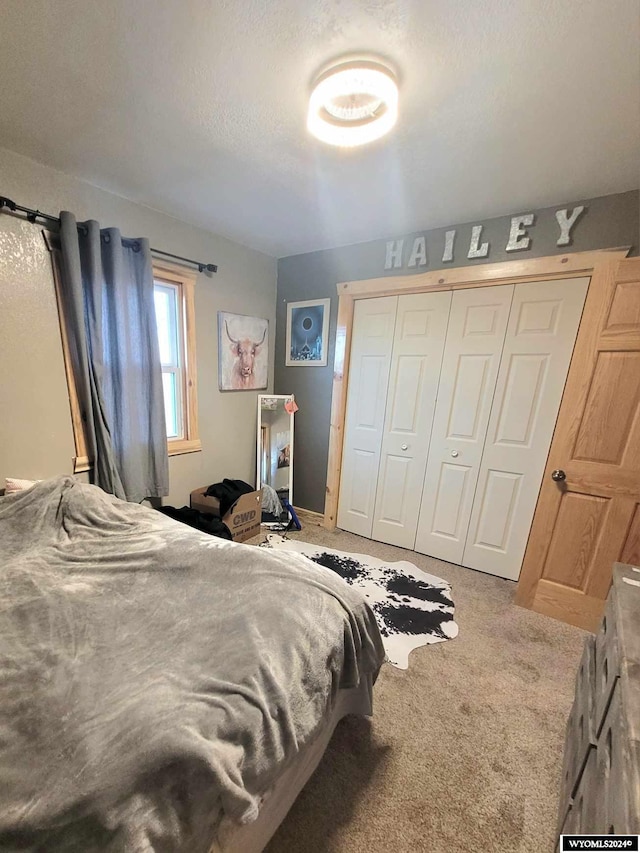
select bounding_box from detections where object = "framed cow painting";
[218,312,269,391]
[286,298,330,367]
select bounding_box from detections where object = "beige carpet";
[257,512,586,853]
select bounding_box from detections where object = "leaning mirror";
[257,395,295,509]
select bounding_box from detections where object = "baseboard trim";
[293,506,324,519]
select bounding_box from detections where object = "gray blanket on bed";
[0,477,384,852]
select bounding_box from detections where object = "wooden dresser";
[558,563,640,838]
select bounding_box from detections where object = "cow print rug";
[262,535,458,669]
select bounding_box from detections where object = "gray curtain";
[58,211,169,502]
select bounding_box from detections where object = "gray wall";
[0,147,277,506]
[276,190,640,513]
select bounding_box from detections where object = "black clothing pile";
[157,478,256,541]
[204,479,254,517]
[157,505,232,540]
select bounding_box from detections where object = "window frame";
[154,280,184,440]
[152,263,201,456]
[51,247,201,473]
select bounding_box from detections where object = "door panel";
[389,356,427,433]
[348,450,377,516]
[516,258,640,630]
[473,469,522,551]
[573,351,640,464]
[447,355,492,439]
[463,277,589,579]
[354,356,388,428]
[376,455,411,525]
[603,281,640,334]
[372,291,451,548]
[493,354,548,445]
[338,296,397,537]
[415,285,513,563]
[541,492,609,588]
[431,463,472,539]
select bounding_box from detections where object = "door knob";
[551,469,566,482]
[451,450,459,458]
[401,444,408,451]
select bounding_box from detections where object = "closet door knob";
[451,450,459,458]
[551,469,566,482]
[401,444,408,451]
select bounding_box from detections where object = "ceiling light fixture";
[307,60,398,148]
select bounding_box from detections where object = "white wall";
[0,147,277,505]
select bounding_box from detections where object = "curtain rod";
[0,195,218,274]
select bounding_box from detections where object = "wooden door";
[515,258,640,631]
[337,296,397,537]
[372,291,452,549]
[463,277,589,580]
[414,285,513,563]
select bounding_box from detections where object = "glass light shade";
[307,61,398,148]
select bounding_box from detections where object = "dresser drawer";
[560,748,598,838]
[560,635,597,816]
[595,591,620,735]
[594,681,635,835]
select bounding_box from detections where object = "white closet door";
[414,285,514,563]
[463,276,589,580]
[337,296,398,537]
[372,291,452,548]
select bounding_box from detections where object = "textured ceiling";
[0,0,638,257]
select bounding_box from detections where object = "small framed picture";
[286,298,330,367]
[218,312,269,391]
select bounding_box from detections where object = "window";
[152,264,201,456]
[51,246,200,472]
[154,282,183,439]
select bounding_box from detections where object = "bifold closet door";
[337,296,397,537]
[371,291,452,548]
[414,285,514,563]
[462,277,589,580]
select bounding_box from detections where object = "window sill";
[168,438,202,456]
[73,439,201,473]
[74,456,91,474]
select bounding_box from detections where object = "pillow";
[4,478,39,494]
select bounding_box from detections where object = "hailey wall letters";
[384,206,585,270]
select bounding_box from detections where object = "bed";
[0,477,385,852]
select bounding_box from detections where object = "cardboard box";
[190,487,222,516]
[190,487,262,543]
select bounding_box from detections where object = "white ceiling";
[0,0,638,257]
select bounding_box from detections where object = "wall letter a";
[408,237,427,268]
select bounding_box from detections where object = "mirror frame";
[256,394,295,504]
